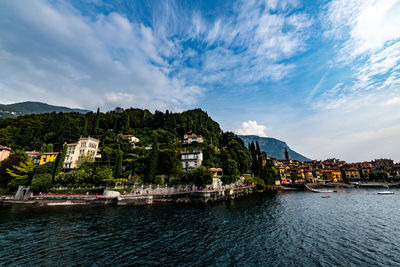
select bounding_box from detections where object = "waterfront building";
[344,168,360,179]
[180,148,203,169]
[63,137,100,169]
[26,150,41,164]
[321,170,342,182]
[373,158,394,171]
[183,131,204,144]
[39,152,59,165]
[0,145,11,162]
[302,166,316,183]
[359,161,373,177]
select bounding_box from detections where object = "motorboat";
[377,191,394,195]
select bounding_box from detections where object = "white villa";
[63,136,100,169]
[180,148,203,169]
[183,131,204,144]
[123,134,140,148]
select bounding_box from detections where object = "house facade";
[64,137,100,169]
[180,148,203,169]
[183,131,204,144]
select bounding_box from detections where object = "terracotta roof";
[0,145,12,151]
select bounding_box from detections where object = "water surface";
[1,188,400,266]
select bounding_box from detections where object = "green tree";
[95,108,100,130]
[6,158,35,190]
[40,143,47,153]
[47,143,54,152]
[0,152,26,187]
[158,149,181,177]
[145,139,159,183]
[125,115,130,133]
[93,167,113,185]
[82,116,88,136]
[187,166,213,187]
[52,144,67,180]
[224,159,240,179]
[102,146,113,167]
[30,173,52,193]
[113,146,123,178]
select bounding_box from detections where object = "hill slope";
[239,135,311,161]
[0,101,90,119]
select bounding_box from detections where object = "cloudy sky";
[0,0,399,162]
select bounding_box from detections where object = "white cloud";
[0,0,313,110]
[386,96,400,105]
[0,1,203,111]
[235,121,268,137]
[324,0,400,57]
[314,0,400,111]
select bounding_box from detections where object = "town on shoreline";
[0,108,399,205]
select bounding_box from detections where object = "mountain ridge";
[0,101,91,119]
[238,135,311,162]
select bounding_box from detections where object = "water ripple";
[1,189,400,266]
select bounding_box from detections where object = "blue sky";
[0,0,399,162]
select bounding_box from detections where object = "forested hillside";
[0,107,276,192]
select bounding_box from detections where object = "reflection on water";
[1,189,400,266]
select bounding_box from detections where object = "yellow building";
[322,170,342,182]
[332,171,342,181]
[344,169,360,179]
[39,152,59,165]
[278,167,286,177]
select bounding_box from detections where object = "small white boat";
[377,191,394,195]
[305,184,334,193]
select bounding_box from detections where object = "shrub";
[256,183,266,190]
[186,166,213,187]
[155,176,165,185]
[168,177,181,186]
[221,175,239,185]
[30,173,52,193]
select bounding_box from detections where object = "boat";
[305,184,335,193]
[321,196,331,198]
[377,191,394,195]
[377,182,395,195]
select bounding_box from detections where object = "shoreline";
[0,185,258,206]
[2,181,398,207]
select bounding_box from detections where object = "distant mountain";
[239,135,311,162]
[0,101,91,119]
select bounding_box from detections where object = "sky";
[0,0,399,162]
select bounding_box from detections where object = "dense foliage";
[0,107,276,191]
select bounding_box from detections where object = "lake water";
[1,188,400,266]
